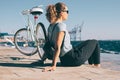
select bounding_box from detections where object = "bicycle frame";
[23,12,39,45]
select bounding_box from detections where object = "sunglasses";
[63,10,69,14]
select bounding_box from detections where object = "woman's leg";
[74,39,100,66]
[88,41,100,67]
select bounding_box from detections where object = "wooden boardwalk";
[0,46,120,80]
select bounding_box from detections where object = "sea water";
[71,40,120,54]
[0,40,120,54]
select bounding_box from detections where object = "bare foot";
[94,64,101,67]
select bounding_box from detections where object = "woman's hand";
[42,66,56,72]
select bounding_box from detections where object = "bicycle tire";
[36,22,47,58]
[14,28,38,56]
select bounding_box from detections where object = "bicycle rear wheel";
[36,22,47,58]
[14,28,38,56]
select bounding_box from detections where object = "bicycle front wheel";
[36,22,47,58]
[14,28,38,56]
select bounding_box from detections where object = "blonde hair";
[46,2,67,23]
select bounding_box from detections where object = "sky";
[0,0,120,40]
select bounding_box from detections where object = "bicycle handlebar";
[22,6,43,16]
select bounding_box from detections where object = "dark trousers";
[60,39,100,66]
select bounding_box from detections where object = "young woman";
[31,2,100,72]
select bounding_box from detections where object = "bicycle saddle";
[30,6,43,15]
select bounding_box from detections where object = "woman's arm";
[52,31,65,66]
[42,31,65,72]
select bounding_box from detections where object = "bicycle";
[14,6,47,59]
